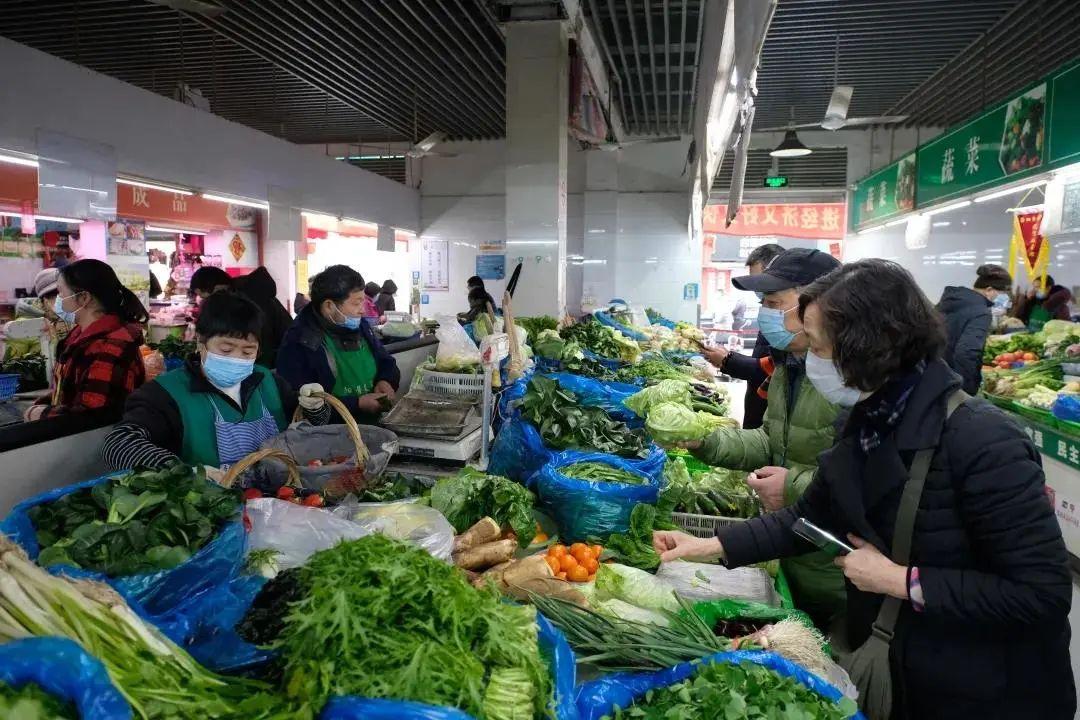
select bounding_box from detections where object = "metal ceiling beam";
[622,0,651,134]
[564,0,628,140]
[643,0,661,133]
[605,0,642,131]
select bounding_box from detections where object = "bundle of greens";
[559,462,647,485]
[516,316,560,343]
[28,463,240,576]
[559,321,640,363]
[429,468,536,547]
[644,403,736,445]
[532,329,572,361]
[614,358,695,385]
[354,472,427,503]
[602,660,857,719]
[982,359,1064,398]
[603,503,677,571]
[659,459,760,519]
[624,380,693,417]
[0,535,295,720]
[246,535,551,720]
[522,376,649,459]
[150,336,197,360]
[0,682,76,720]
[0,352,47,391]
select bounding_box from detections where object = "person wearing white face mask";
[675,247,846,628]
[654,260,1074,720]
[101,291,330,475]
[935,263,1012,395]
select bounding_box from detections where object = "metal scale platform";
[383,391,484,463]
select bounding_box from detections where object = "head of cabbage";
[625,379,693,417]
[645,402,713,445]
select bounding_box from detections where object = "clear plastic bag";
[245,497,373,570]
[435,315,481,371]
[655,560,782,606]
[331,498,455,561]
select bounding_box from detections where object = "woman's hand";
[23,404,45,422]
[747,466,788,511]
[356,393,389,414]
[702,345,729,369]
[298,384,326,411]
[834,534,909,599]
[374,380,395,398]
[653,530,724,563]
[673,439,703,451]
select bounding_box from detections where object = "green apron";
[155,365,287,467]
[324,334,377,396]
[1027,303,1052,333]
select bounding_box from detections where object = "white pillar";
[505,20,568,318]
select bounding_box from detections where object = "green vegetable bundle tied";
[522,376,650,459]
[560,462,648,485]
[28,463,240,576]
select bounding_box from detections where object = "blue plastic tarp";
[0,638,131,720]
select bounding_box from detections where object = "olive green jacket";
[694,358,846,622]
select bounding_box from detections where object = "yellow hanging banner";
[1009,211,1051,292]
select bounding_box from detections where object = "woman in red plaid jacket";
[24,259,148,421]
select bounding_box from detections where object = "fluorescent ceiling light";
[0,151,38,168]
[335,154,406,160]
[856,225,884,236]
[770,130,812,158]
[117,177,194,196]
[932,221,951,227]
[1006,203,1044,213]
[924,200,971,216]
[506,240,558,246]
[301,210,336,221]
[885,217,908,227]
[0,211,83,223]
[973,179,1046,203]
[146,225,206,234]
[343,217,378,230]
[201,192,269,210]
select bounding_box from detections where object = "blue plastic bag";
[529,450,665,541]
[575,650,864,720]
[1052,393,1080,423]
[546,373,642,425]
[318,614,578,720]
[0,638,131,719]
[0,473,247,617]
[594,310,647,341]
[488,417,553,482]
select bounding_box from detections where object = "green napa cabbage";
[645,402,712,445]
[625,379,693,416]
[594,563,680,613]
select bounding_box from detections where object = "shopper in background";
[24,259,147,421]
[466,275,497,314]
[1014,274,1074,329]
[376,279,398,314]
[703,243,784,429]
[102,292,329,473]
[190,265,292,368]
[655,259,1074,719]
[937,263,1012,395]
[459,286,494,325]
[679,247,846,627]
[362,281,382,324]
[277,265,400,423]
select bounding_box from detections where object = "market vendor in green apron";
[276,264,401,423]
[101,291,331,475]
[1014,274,1074,332]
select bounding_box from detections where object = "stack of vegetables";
[624,379,737,446]
[659,456,760,519]
[521,376,650,459]
[559,320,641,363]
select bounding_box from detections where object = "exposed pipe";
[585,0,632,136]
[622,0,652,134]
[642,0,661,134]
[677,0,689,133]
[663,0,672,135]
[605,0,642,132]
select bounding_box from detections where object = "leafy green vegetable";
[560,321,640,362]
[150,335,196,360]
[659,462,760,519]
[594,563,680,613]
[614,358,696,384]
[624,380,693,417]
[429,468,536,547]
[603,659,858,719]
[517,316,560,343]
[0,682,76,720]
[29,463,240,576]
[522,376,650,459]
[269,535,551,719]
[644,402,715,445]
[0,352,47,391]
[533,329,571,360]
[560,462,647,485]
[603,503,677,570]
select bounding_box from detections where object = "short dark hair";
[973,264,1011,291]
[746,243,785,268]
[364,281,381,298]
[195,290,263,341]
[1043,275,1056,288]
[189,266,233,295]
[381,279,398,294]
[467,276,485,290]
[798,259,946,392]
[310,265,365,307]
[468,286,489,307]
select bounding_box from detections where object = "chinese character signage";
[1014,412,1080,472]
[703,203,845,240]
[849,154,916,228]
[421,239,449,292]
[475,253,505,280]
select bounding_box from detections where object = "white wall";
[844,190,1080,304]
[0,38,419,232]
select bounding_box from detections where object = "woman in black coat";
[936,263,1011,394]
[655,260,1074,720]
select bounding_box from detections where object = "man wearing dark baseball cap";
[674,247,845,628]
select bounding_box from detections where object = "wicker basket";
[220,448,300,489]
[671,511,744,539]
[417,367,486,400]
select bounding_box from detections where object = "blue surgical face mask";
[805,350,865,407]
[203,351,255,388]
[331,303,363,331]
[992,293,1011,309]
[757,306,801,350]
[53,293,83,325]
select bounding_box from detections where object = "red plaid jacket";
[40,314,146,419]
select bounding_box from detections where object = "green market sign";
[1012,414,1080,473]
[851,60,1080,230]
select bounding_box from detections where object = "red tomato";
[242,488,263,501]
[276,486,296,500]
[1001,352,1016,363]
[301,494,324,507]
[997,361,1012,369]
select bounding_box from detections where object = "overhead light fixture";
[932,221,951,227]
[301,210,336,221]
[973,179,1046,203]
[117,177,194,196]
[201,192,269,210]
[146,225,207,234]
[856,225,884,236]
[342,217,378,230]
[0,151,39,168]
[769,130,812,158]
[506,240,558,246]
[885,217,908,227]
[924,200,972,216]
[0,211,83,223]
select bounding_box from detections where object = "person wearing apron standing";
[101,291,331,476]
[276,265,400,424]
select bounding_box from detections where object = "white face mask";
[805,350,864,407]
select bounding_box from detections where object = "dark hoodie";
[376,280,397,314]
[233,267,292,369]
[936,285,991,394]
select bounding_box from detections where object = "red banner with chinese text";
[702,203,846,240]
[116,184,258,230]
[1017,211,1045,271]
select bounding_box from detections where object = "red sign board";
[703,203,847,240]
[1017,210,1045,270]
[0,164,37,210]
[115,184,258,230]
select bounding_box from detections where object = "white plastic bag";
[246,498,372,571]
[435,314,481,371]
[655,560,781,605]
[330,498,455,561]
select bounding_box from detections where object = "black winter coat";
[233,267,293,369]
[722,331,771,429]
[936,286,991,395]
[717,360,1074,719]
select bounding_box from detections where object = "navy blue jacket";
[276,305,401,420]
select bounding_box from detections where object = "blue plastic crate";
[0,373,20,401]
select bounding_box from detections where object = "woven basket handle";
[220,448,300,489]
[291,390,370,464]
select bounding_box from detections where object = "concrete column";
[581,148,619,312]
[505,20,568,317]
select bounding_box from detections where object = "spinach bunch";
[605,660,858,719]
[602,503,678,571]
[429,468,536,547]
[29,463,240,576]
[522,377,649,459]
